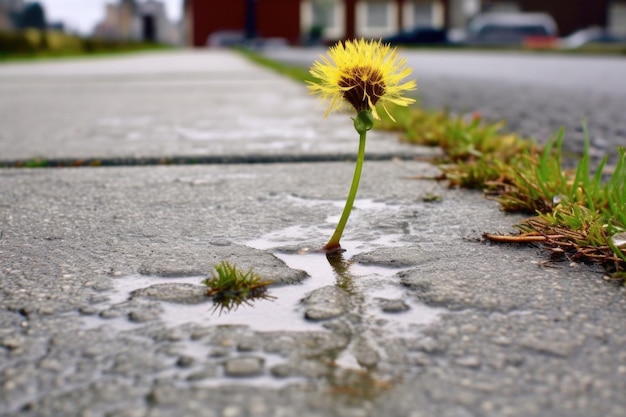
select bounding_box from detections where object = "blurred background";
[1,0,626,55]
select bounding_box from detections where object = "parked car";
[560,27,626,49]
[456,12,558,46]
[382,27,448,45]
[206,31,288,49]
[207,30,246,48]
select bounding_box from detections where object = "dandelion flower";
[306,39,418,252]
[308,38,416,121]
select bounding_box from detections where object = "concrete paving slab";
[1,162,625,417]
[0,50,433,163]
[1,50,626,417]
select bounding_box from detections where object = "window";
[402,1,445,30]
[448,0,480,28]
[312,1,335,28]
[367,2,388,28]
[301,0,346,40]
[356,0,398,37]
[609,1,626,35]
[413,3,433,26]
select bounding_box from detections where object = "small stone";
[190,328,214,341]
[39,358,62,372]
[131,283,208,304]
[355,344,379,368]
[224,356,264,377]
[270,363,293,378]
[37,307,55,315]
[1,335,24,350]
[379,298,410,313]
[303,286,349,321]
[99,309,122,319]
[413,336,440,353]
[209,347,230,358]
[187,365,218,381]
[128,310,158,323]
[459,324,479,334]
[79,306,98,316]
[236,338,259,352]
[176,355,195,368]
[222,406,243,417]
[93,280,113,291]
[455,356,481,368]
[263,335,295,354]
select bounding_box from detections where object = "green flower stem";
[324,110,374,251]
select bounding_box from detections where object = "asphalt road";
[263,47,626,162]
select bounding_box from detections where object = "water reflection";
[327,365,395,404]
[326,250,356,294]
[209,288,275,316]
[324,250,397,404]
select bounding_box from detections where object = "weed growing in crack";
[239,50,626,278]
[202,261,273,314]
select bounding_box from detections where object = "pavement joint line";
[0,152,424,168]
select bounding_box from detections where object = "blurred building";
[481,0,626,36]
[186,0,448,46]
[94,0,181,44]
[0,0,24,30]
[185,0,626,46]
[0,4,12,30]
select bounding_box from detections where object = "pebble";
[99,309,123,319]
[379,298,410,313]
[186,365,218,381]
[0,335,24,350]
[130,283,208,304]
[303,286,349,321]
[176,355,195,368]
[128,310,159,323]
[224,356,264,377]
[79,306,98,316]
[454,356,481,368]
[270,363,293,378]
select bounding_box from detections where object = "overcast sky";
[38,0,183,34]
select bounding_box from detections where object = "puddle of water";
[84,246,441,334]
[76,226,448,393]
[286,195,399,209]
[83,215,444,338]
[84,274,324,332]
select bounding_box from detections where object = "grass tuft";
[202,261,274,314]
[238,48,626,277]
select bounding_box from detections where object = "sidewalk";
[0,49,432,164]
[1,50,625,417]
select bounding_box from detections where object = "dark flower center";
[339,66,386,112]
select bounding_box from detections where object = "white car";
[560,27,626,49]
[457,12,558,45]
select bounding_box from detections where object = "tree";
[18,2,47,30]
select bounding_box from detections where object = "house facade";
[94,0,181,44]
[186,0,626,47]
[188,0,449,46]
[480,0,626,36]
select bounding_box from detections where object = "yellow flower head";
[308,38,417,121]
